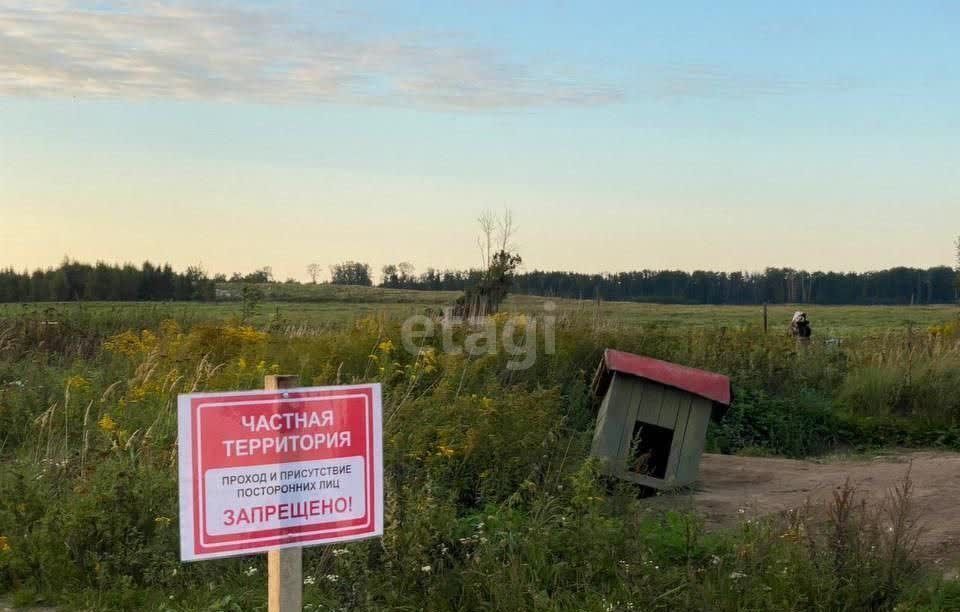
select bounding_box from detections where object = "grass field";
[2,288,960,610]
[3,286,957,335]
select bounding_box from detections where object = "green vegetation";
[4,294,957,335]
[511,266,959,305]
[328,262,374,287]
[0,260,215,302]
[5,257,959,306]
[1,296,959,610]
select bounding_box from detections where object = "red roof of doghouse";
[595,349,732,405]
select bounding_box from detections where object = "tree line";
[0,260,215,302]
[380,265,958,305]
[511,267,959,305]
[1,259,958,305]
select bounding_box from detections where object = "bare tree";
[477,209,517,270]
[496,209,516,254]
[477,210,495,271]
[456,209,521,318]
[306,263,322,284]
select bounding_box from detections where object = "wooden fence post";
[265,374,302,612]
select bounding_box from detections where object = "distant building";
[215,287,238,300]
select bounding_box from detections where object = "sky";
[1,1,958,281]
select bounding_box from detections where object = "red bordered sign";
[177,384,383,561]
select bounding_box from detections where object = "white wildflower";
[303,575,316,585]
[729,571,747,580]
[244,566,258,576]
[421,565,432,573]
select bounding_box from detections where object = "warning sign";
[177,384,383,561]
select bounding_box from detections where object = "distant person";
[790,311,812,341]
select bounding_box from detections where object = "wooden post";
[265,374,302,612]
[763,303,768,335]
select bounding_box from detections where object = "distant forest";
[0,261,216,302]
[389,266,960,305]
[1,260,958,305]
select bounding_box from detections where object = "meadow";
[1,290,960,610]
[3,291,958,333]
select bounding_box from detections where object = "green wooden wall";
[591,375,713,488]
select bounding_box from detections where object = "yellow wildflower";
[436,444,456,458]
[98,414,118,433]
[103,330,141,356]
[377,340,395,354]
[66,375,90,392]
[140,329,158,348]
[222,324,267,344]
[128,385,150,401]
[418,347,437,373]
[159,319,182,338]
[929,322,959,338]
[0,536,10,552]
[154,516,172,527]
[103,329,158,356]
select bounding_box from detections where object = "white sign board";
[177,384,383,561]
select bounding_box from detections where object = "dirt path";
[653,451,960,565]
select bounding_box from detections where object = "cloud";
[0,1,622,110]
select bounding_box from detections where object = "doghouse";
[591,349,732,489]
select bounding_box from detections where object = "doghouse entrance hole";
[628,421,672,479]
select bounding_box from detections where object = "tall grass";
[0,307,958,609]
